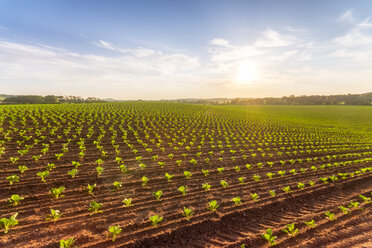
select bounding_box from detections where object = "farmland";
[0,103,371,247]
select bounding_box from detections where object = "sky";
[0,0,372,100]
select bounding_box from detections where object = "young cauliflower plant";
[304,219,316,228]
[153,190,163,201]
[250,193,259,201]
[8,194,24,206]
[220,180,229,188]
[208,200,219,212]
[7,175,20,185]
[178,186,187,196]
[86,183,96,196]
[0,213,19,234]
[68,168,79,178]
[262,228,277,246]
[122,198,133,207]
[113,181,122,191]
[141,176,149,187]
[50,187,65,199]
[202,183,211,191]
[165,173,174,182]
[149,215,163,227]
[108,225,122,242]
[59,237,75,248]
[45,209,62,223]
[88,201,103,215]
[324,211,337,221]
[182,207,194,221]
[282,223,299,236]
[232,196,242,206]
[37,170,50,182]
[184,171,192,179]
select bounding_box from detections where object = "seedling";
[10,157,19,164]
[113,181,122,191]
[149,215,163,226]
[220,180,229,188]
[45,209,62,223]
[153,190,163,200]
[184,171,192,179]
[252,174,261,182]
[359,194,371,204]
[308,181,315,186]
[108,225,122,241]
[8,194,24,206]
[320,177,329,184]
[72,161,81,168]
[304,219,316,228]
[7,175,20,185]
[217,167,224,174]
[349,201,360,209]
[202,169,209,176]
[0,213,18,234]
[282,186,293,193]
[266,172,274,179]
[96,166,104,176]
[262,228,277,246]
[339,205,350,214]
[182,207,194,220]
[86,183,96,195]
[141,176,149,186]
[178,186,187,196]
[245,164,252,170]
[122,198,133,207]
[278,170,286,177]
[139,163,147,170]
[232,196,242,205]
[208,200,219,212]
[95,159,104,166]
[88,201,103,215]
[119,164,128,174]
[165,173,174,182]
[59,237,75,248]
[50,187,65,199]
[324,211,336,221]
[269,190,276,197]
[297,182,305,190]
[250,193,259,201]
[236,177,245,185]
[282,223,298,236]
[234,166,240,172]
[18,165,28,173]
[202,183,211,191]
[68,168,79,178]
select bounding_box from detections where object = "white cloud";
[0,40,201,99]
[209,38,231,47]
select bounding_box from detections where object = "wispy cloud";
[337,9,354,23]
[255,29,298,47]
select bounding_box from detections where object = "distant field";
[0,103,371,247]
[215,105,372,137]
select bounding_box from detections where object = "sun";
[235,61,259,83]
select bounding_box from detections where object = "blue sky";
[0,0,372,99]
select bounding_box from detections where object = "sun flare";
[235,61,259,83]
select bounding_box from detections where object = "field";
[0,103,371,248]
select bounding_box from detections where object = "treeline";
[174,93,372,105]
[230,93,372,105]
[1,95,106,104]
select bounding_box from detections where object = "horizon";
[1,0,372,99]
